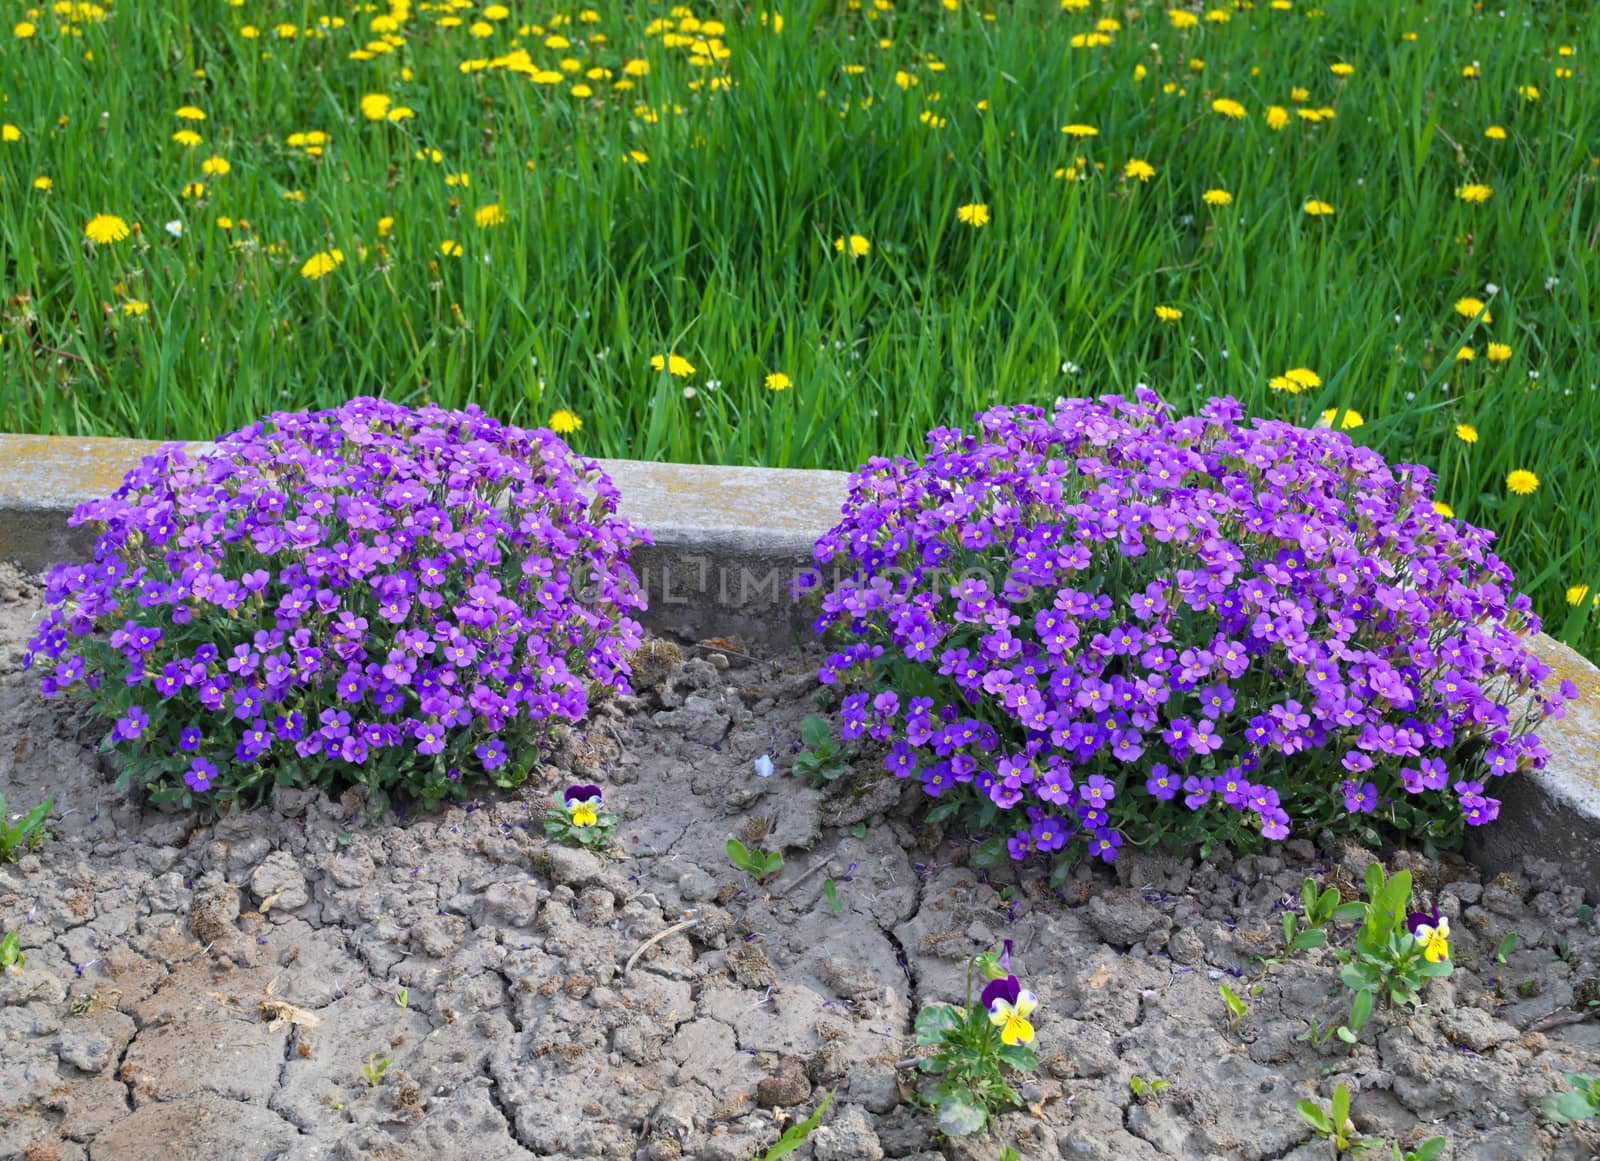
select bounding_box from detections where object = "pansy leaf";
[936,1092,988,1138]
[1290,929,1327,951]
[996,1044,1038,1072]
[913,1003,964,1046]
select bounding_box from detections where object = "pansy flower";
[1406,909,1451,963]
[980,974,1039,1045]
[564,783,603,827]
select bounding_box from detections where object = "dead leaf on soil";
[260,998,322,1032]
[1086,963,1112,990]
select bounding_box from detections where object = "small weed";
[363,1054,391,1088]
[726,838,784,885]
[1330,865,1452,1045]
[848,821,869,840]
[1219,982,1249,1035]
[395,987,408,1011]
[755,1089,833,1160]
[1,930,24,973]
[1545,1075,1600,1124]
[1496,932,1518,964]
[1129,1075,1171,1102]
[1296,1083,1373,1156]
[822,877,843,917]
[792,714,851,787]
[0,795,53,863]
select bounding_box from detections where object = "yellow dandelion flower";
[121,301,150,316]
[386,106,415,123]
[1517,84,1539,101]
[835,233,871,258]
[1506,469,1538,495]
[1433,501,1454,518]
[378,216,395,238]
[300,249,345,279]
[1060,123,1099,137]
[1320,407,1363,429]
[33,175,52,190]
[1169,9,1199,29]
[1454,297,1492,322]
[15,21,37,38]
[172,129,202,147]
[84,214,131,244]
[627,149,649,164]
[1203,188,1232,205]
[1456,347,1476,362]
[1,124,19,142]
[765,372,793,391]
[360,93,393,121]
[1124,159,1155,182]
[474,203,506,228]
[440,239,462,257]
[1285,367,1322,390]
[201,155,231,176]
[1303,200,1335,216]
[549,409,583,434]
[1486,342,1512,363]
[1155,305,1182,322]
[1455,423,1479,443]
[1484,125,1506,140]
[1566,584,1595,607]
[1330,62,1354,77]
[182,181,206,199]
[957,203,991,227]
[650,353,697,377]
[175,106,207,121]
[1265,105,1290,130]
[1456,183,1493,203]
[1212,98,1247,119]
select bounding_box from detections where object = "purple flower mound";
[23,397,651,809]
[809,389,1573,868]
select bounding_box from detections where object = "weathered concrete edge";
[2,434,1597,898]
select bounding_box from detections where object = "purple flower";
[114,705,150,741]
[185,757,216,792]
[1341,780,1379,813]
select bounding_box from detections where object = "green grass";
[2,0,1599,654]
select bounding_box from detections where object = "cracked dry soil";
[2,566,1599,1161]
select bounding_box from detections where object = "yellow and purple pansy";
[564,783,603,828]
[980,973,1038,1046]
[1406,909,1451,963]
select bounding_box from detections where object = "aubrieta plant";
[544,784,616,849]
[807,391,1570,876]
[24,398,650,810]
[913,941,1040,1137]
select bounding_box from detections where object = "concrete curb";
[2,434,1596,898]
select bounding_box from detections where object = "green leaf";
[758,1089,834,1161]
[913,1003,965,1046]
[1336,1025,1358,1044]
[800,714,831,748]
[996,1044,1037,1072]
[936,1093,988,1138]
[1290,930,1327,951]
[1364,861,1385,905]
[1348,987,1374,1031]
[1331,1084,1350,1128]
[1333,902,1368,923]
[725,838,751,869]
[822,877,842,916]
[1296,1100,1334,1134]
[848,821,868,839]
[1413,1138,1448,1161]
[1496,932,1518,964]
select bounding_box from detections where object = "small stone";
[756,1058,812,1108]
[648,1088,701,1140]
[820,958,880,1001]
[546,846,604,890]
[1083,889,1167,947]
[249,851,309,913]
[57,1032,115,1074]
[845,1060,900,1113]
[812,1103,884,1161]
[1441,1006,1519,1052]
[1167,927,1206,966]
[477,879,543,929]
[188,879,240,944]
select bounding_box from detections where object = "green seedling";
[1388,1140,1446,1161]
[1296,1083,1377,1156]
[727,838,784,884]
[1544,1074,1600,1124]
[1330,865,1452,1045]
[1219,982,1249,1034]
[848,821,869,840]
[822,877,843,917]
[1129,1075,1171,1102]
[0,795,53,863]
[1496,932,1518,964]
[1,930,24,973]
[791,714,851,787]
[363,1053,391,1087]
[395,987,408,1010]
[756,1089,833,1160]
